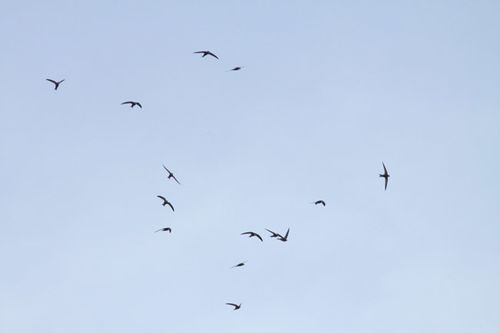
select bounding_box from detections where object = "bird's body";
[314,200,326,206]
[155,227,172,233]
[379,162,390,190]
[157,195,175,211]
[241,231,263,242]
[229,66,242,71]
[226,303,241,310]
[194,50,219,59]
[163,165,181,184]
[121,101,142,108]
[265,228,282,238]
[46,78,64,90]
[278,228,290,242]
[232,261,247,268]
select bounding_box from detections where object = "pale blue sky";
[1,1,500,332]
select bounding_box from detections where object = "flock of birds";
[45,50,391,312]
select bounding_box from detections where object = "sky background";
[1,1,500,332]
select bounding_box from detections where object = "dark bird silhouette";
[379,162,390,190]
[226,303,241,310]
[163,165,181,184]
[228,66,243,71]
[241,231,263,242]
[46,79,64,90]
[232,261,247,268]
[157,195,174,211]
[313,200,326,206]
[278,228,290,242]
[265,228,282,238]
[155,227,172,233]
[121,101,142,108]
[193,50,219,59]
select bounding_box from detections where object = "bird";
[265,228,282,238]
[121,101,142,108]
[226,303,241,310]
[231,261,247,268]
[278,228,290,242]
[157,195,175,211]
[379,162,390,190]
[241,231,263,242]
[193,50,219,59]
[155,227,172,233]
[313,200,326,206]
[228,66,243,71]
[46,79,64,90]
[162,165,181,184]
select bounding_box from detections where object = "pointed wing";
[255,233,263,242]
[136,102,142,108]
[207,51,219,59]
[241,232,252,236]
[382,162,388,175]
[193,51,206,54]
[163,165,171,174]
[284,228,290,239]
[171,175,181,184]
[166,201,175,212]
[156,195,167,204]
[57,79,65,84]
[121,101,134,105]
[384,177,388,190]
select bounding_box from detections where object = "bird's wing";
[46,79,57,85]
[155,228,163,232]
[57,79,65,84]
[226,303,237,307]
[207,52,219,59]
[265,228,275,235]
[172,175,181,184]
[255,234,263,242]
[384,177,388,190]
[193,51,205,54]
[166,201,175,212]
[163,165,171,174]
[136,102,142,108]
[157,195,167,203]
[382,162,388,175]
[241,232,252,236]
[284,228,290,239]
[121,101,133,105]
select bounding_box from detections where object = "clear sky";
[1,1,499,332]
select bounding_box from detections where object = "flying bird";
[157,195,175,211]
[313,200,326,206]
[46,79,64,90]
[265,229,282,238]
[228,66,243,71]
[241,231,263,242]
[278,228,290,242]
[379,162,390,190]
[226,303,241,310]
[193,50,219,59]
[121,101,142,108]
[155,227,172,233]
[163,165,181,184]
[231,261,247,268]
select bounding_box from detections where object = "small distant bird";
[265,229,282,238]
[46,79,64,90]
[226,303,241,310]
[194,50,219,59]
[313,200,326,206]
[379,162,390,190]
[163,165,181,184]
[228,66,243,71]
[278,228,290,242]
[241,231,263,242]
[157,195,175,211]
[121,101,142,108]
[232,261,247,268]
[155,227,172,233]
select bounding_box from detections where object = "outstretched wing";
[382,162,388,175]
[283,228,290,239]
[136,102,142,108]
[166,201,175,212]
[226,303,238,308]
[241,232,252,236]
[255,233,263,242]
[384,177,388,190]
[121,101,134,105]
[171,174,181,185]
[157,195,167,204]
[207,51,219,59]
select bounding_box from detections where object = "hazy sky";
[1,1,499,332]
